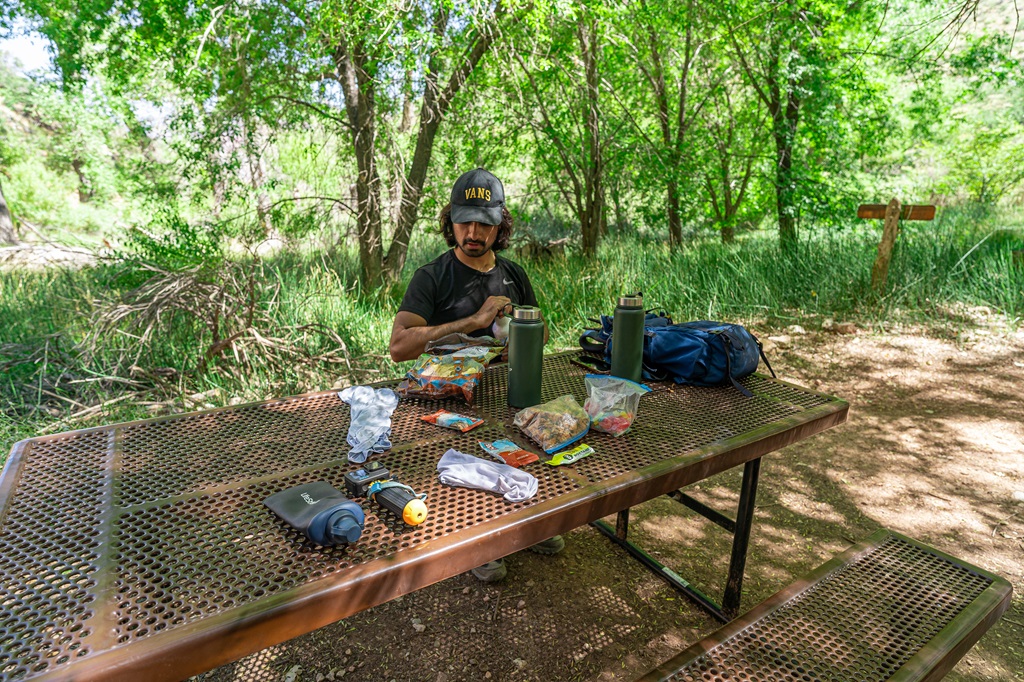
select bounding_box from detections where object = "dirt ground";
[195,319,1024,682]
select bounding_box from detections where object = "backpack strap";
[719,332,754,398]
[757,341,777,378]
[579,329,607,355]
[571,354,610,373]
[642,362,668,382]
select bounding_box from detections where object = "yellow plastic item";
[403,498,428,526]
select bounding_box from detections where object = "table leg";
[615,509,629,540]
[591,517,727,622]
[593,456,763,623]
[722,457,761,619]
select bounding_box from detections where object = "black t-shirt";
[399,250,539,336]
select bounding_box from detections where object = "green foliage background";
[1,0,1023,456]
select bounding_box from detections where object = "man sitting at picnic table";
[389,168,561,582]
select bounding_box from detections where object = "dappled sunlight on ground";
[755,327,1024,681]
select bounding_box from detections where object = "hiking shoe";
[470,559,507,582]
[527,535,565,555]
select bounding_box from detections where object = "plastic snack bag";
[513,395,590,454]
[397,353,485,403]
[424,337,504,363]
[422,410,485,433]
[479,439,539,468]
[584,374,651,436]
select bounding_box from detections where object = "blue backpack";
[579,314,775,397]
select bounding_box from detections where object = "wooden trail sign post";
[857,198,935,291]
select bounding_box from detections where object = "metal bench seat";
[635,529,1012,682]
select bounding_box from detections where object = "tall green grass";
[531,207,1023,339]
[2,208,1022,464]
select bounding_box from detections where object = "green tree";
[507,5,608,256]
[700,71,768,243]
[8,0,521,286]
[939,124,1024,203]
[723,0,889,249]
[609,0,716,247]
[320,0,512,284]
[31,88,117,203]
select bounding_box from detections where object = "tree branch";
[254,94,350,128]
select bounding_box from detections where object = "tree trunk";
[766,51,799,253]
[599,183,608,237]
[245,132,272,237]
[0,178,16,244]
[728,8,801,253]
[772,91,799,251]
[351,108,385,287]
[71,159,91,203]
[336,40,385,288]
[578,17,603,257]
[400,69,415,134]
[721,219,735,243]
[645,9,687,249]
[666,181,682,245]
[385,11,499,283]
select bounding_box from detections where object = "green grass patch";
[2,209,1022,465]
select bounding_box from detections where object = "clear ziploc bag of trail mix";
[513,395,590,454]
[584,374,650,436]
[397,352,486,403]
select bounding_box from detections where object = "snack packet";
[422,410,484,433]
[479,439,539,467]
[584,375,650,436]
[513,395,590,454]
[545,443,594,466]
[424,334,504,362]
[397,353,485,403]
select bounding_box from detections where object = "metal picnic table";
[0,351,848,681]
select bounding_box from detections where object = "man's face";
[452,221,499,258]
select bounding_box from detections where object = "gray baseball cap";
[450,168,505,225]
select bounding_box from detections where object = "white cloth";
[436,449,538,502]
[339,386,399,463]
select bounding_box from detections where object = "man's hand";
[471,295,512,329]
[390,300,509,363]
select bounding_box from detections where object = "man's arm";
[389,295,512,362]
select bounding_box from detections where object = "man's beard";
[458,238,490,256]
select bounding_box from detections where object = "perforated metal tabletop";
[0,352,847,682]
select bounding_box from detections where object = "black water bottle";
[264,481,365,546]
[507,305,544,408]
[611,293,644,382]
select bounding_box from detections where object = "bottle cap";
[618,294,643,308]
[326,509,363,544]
[513,306,542,321]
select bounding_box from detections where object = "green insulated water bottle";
[611,293,644,382]
[507,306,544,408]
